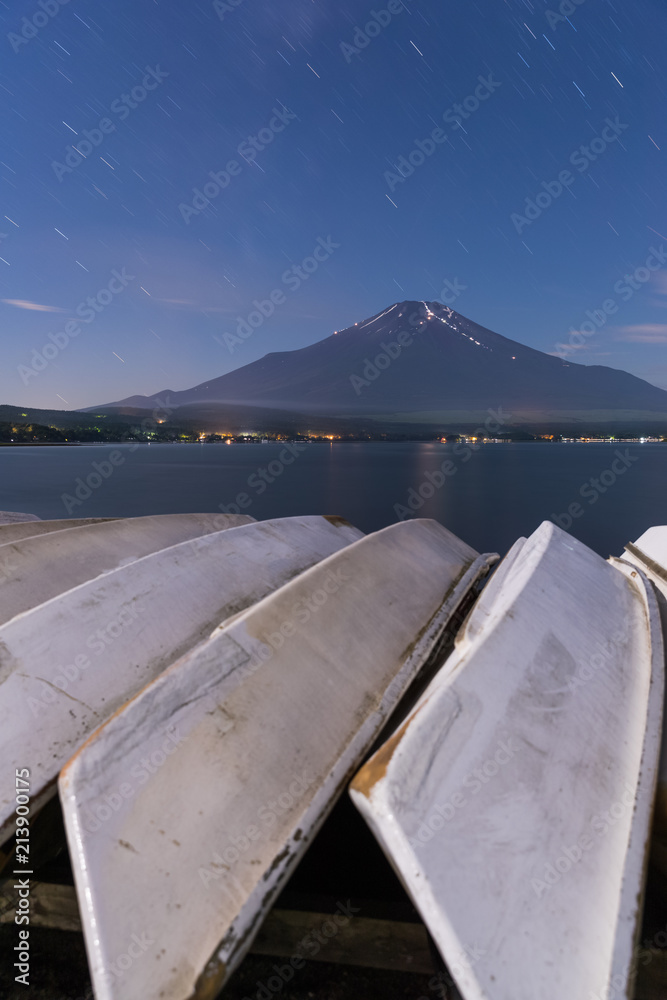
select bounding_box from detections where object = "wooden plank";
[59,520,494,1000]
[249,908,435,973]
[0,880,81,933]
[0,797,65,877]
[0,515,362,844]
[1,880,665,998]
[351,521,664,1000]
[0,879,433,971]
[633,951,667,999]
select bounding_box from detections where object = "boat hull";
[58,519,495,1000]
[0,514,362,843]
[620,527,667,880]
[0,516,117,543]
[350,521,664,1000]
[0,511,40,524]
[0,512,253,626]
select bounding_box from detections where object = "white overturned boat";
[0,514,362,843]
[620,527,667,879]
[58,519,494,1000]
[0,510,41,525]
[0,512,253,624]
[350,522,664,1000]
[0,515,116,543]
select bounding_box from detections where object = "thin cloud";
[647,270,667,306]
[613,324,667,343]
[152,297,324,320]
[1,299,66,312]
[547,341,590,357]
[153,297,240,315]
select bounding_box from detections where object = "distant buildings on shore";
[559,436,664,444]
[2,419,665,446]
[451,435,665,445]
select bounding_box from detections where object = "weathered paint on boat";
[350,521,663,1000]
[0,517,117,545]
[0,515,362,844]
[59,519,495,1000]
[620,527,667,878]
[0,512,254,626]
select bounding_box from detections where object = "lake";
[0,441,664,558]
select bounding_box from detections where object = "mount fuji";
[94,301,667,430]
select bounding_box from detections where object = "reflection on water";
[0,441,664,557]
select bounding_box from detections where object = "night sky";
[0,0,665,410]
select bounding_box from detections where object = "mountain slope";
[97,301,667,423]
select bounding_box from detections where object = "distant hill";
[94,301,667,430]
[0,402,392,438]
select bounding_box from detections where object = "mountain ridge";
[89,300,667,426]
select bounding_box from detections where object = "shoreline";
[0,438,664,447]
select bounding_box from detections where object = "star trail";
[0,0,664,408]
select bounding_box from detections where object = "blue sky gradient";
[0,0,665,408]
